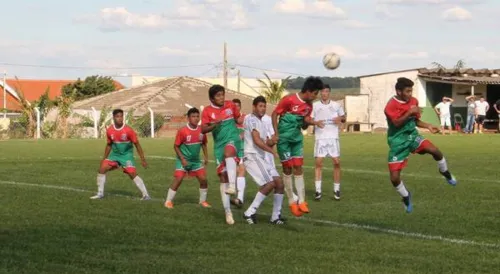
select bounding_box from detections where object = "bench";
[344,122,376,133]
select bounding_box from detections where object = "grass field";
[1,134,500,274]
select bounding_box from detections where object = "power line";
[0,62,217,70]
[195,65,220,77]
[232,64,308,77]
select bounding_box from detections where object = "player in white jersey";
[312,84,346,201]
[242,96,285,225]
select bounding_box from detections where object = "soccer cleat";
[141,195,151,201]
[90,194,104,200]
[225,212,235,225]
[243,214,257,225]
[446,175,457,186]
[402,192,413,213]
[270,217,286,225]
[314,192,322,201]
[230,198,243,209]
[289,203,303,217]
[164,201,174,209]
[225,183,236,195]
[298,202,310,213]
[334,190,341,201]
[199,201,212,208]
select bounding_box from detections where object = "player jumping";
[201,85,243,225]
[91,109,150,200]
[165,108,211,209]
[384,77,457,213]
[312,84,346,201]
[231,98,247,208]
[243,96,285,225]
[272,76,325,217]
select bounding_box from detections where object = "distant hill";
[286,76,359,90]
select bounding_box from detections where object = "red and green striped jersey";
[274,93,313,143]
[201,101,241,146]
[175,124,207,162]
[384,96,421,147]
[106,125,138,156]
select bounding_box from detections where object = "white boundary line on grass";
[1,180,499,249]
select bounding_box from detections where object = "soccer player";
[164,108,211,209]
[312,84,346,201]
[272,76,325,217]
[91,109,150,200]
[231,98,247,208]
[384,77,457,213]
[243,96,285,225]
[201,84,243,225]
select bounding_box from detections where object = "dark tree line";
[285,77,359,90]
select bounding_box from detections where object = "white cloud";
[293,45,372,59]
[388,51,429,59]
[378,0,447,5]
[157,46,207,56]
[96,7,168,31]
[442,6,472,21]
[275,0,347,19]
[342,20,372,29]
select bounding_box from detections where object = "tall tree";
[62,75,117,101]
[257,73,290,104]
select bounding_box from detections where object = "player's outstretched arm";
[252,130,277,157]
[134,141,148,168]
[416,120,440,134]
[304,116,324,128]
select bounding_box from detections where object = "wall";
[360,70,421,129]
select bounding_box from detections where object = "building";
[359,68,500,130]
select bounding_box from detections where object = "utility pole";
[3,70,6,119]
[237,70,241,93]
[223,42,228,90]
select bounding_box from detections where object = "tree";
[431,59,466,69]
[62,75,117,101]
[54,88,76,138]
[257,73,290,104]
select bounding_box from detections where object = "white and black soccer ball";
[322,52,341,70]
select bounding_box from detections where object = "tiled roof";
[418,68,500,85]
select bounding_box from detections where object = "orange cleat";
[298,202,309,213]
[164,201,174,209]
[289,203,304,217]
[199,201,212,208]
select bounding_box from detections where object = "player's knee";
[333,158,341,167]
[315,160,323,169]
[199,179,208,188]
[293,166,303,175]
[389,172,400,186]
[128,171,137,179]
[282,166,292,175]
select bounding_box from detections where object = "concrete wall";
[360,70,421,129]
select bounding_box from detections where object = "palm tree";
[431,59,466,69]
[54,88,75,138]
[257,73,290,104]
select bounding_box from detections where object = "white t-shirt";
[261,114,275,165]
[435,101,451,117]
[475,100,489,116]
[244,114,267,158]
[312,100,345,140]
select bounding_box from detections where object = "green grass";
[1,134,500,274]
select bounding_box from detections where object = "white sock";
[236,177,246,202]
[97,174,106,196]
[225,158,237,187]
[294,175,305,203]
[437,157,448,173]
[315,180,322,193]
[283,174,296,205]
[133,176,149,196]
[199,188,207,203]
[395,182,409,197]
[271,194,284,221]
[166,188,176,202]
[334,183,340,192]
[220,183,231,213]
[244,191,267,216]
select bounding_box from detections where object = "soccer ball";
[322,53,341,70]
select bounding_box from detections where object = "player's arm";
[202,135,209,165]
[103,131,112,160]
[443,96,454,103]
[174,131,188,167]
[128,129,147,168]
[304,116,324,128]
[252,129,276,156]
[385,105,420,128]
[416,119,440,134]
[434,104,440,115]
[465,95,474,101]
[200,109,221,134]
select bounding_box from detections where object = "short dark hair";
[232,98,241,105]
[301,76,324,93]
[253,96,266,106]
[323,84,331,91]
[209,84,225,100]
[112,109,124,116]
[187,107,199,117]
[395,77,414,91]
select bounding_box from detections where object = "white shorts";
[440,116,451,127]
[244,153,280,186]
[314,138,340,158]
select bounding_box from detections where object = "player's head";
[395,77,414,102]
[187,107,200,126]
[209,84,225,107]
[480,96,485,102]
[112,109,124,126]
[442,96,447,102]
[232,98,242,111]
[252,96,267,118]
[320,84,331,101]
[300,76,324,102]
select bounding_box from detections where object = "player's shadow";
[106,190,137,198]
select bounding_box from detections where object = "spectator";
[464,95,476,134]
[474,96,489,134]
[434,96,454,135]
[494,98,500,133]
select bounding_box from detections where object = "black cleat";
[270,217,286,225]
[314,192,322,201]
[230,198,243,209]
[243,213,257,224]
[333,190,341,200]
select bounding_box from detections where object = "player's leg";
[194,165,211,208]
[270,168,285,224]
[243,155,276,224]
[446,116,452,135]
[165,173,184,209]
[414,139,457,186]
[314,157,324,200]
[223,142,238,195]
[215,146,234,224]
[277,140,302,217]
[232,144,246,207]
[291,141,308,213]
[125,166,151,200]
[440,116,446,135]
[388,145,413,213]
[91,159,117,199]
[332,139,341,200]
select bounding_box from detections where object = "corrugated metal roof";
[418,75,500,85]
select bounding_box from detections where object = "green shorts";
[277,139,304,167]
[214,139,244,174]
[174,159,205,178]
[105,154,136,173]
[388,135,431,171]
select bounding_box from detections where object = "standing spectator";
[474,96,489,134]
[434,96,454,135]
[464,95,476,134]
[494,98,500,133]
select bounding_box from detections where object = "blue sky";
[0,0,498,80]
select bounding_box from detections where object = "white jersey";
[261,114,275,166]
[244,113,267,158]
[312,100,345,140]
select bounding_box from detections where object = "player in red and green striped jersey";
[90,109,150,200]
[231,98,247,208]
[384,77,457,213]
[164,108,211,209]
